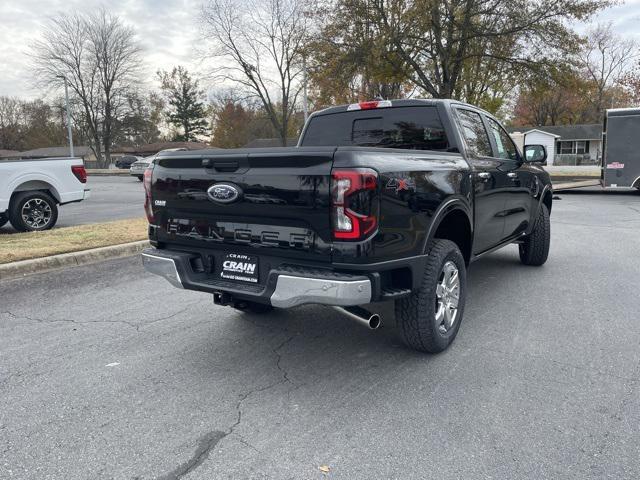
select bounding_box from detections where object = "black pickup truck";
[142,99,552,353]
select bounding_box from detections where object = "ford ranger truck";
[141,99,552,353]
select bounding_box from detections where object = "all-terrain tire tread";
[395,239,466,353]
[519,204,550,266]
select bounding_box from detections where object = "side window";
[487,118,519,161]
[455,109,492,157]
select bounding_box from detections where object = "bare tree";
[30,9,141,167]
[0,97,23,150]
[580,23,638,118]
[200,0,309,146]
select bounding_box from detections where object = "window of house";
[455,109,492,157]
[559,141,574,154]
[557,140,590,154]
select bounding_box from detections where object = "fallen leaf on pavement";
[319,466,330,473]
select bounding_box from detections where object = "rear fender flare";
[421,197,473,255]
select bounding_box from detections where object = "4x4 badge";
[386,177,415,193]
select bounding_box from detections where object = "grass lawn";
[0,218,148,264]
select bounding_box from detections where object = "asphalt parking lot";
[0,175,144,233]
[1,189,639,479]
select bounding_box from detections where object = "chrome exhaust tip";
[333,306,381,330]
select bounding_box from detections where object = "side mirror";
[524,144,547,163]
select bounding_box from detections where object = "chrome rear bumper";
[270,275,371,308]
[141,251,183,289]
[141,250,371,308]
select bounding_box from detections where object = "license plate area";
[219,253,259,283]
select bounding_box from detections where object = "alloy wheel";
[21,198,53,229]
[435,260,460,334]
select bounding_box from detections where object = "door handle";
[507,172,518,179]
[477,172,491,180]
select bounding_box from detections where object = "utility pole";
[303,56,309,123]
[56,74,74,158]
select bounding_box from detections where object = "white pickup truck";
[0,158,90,232]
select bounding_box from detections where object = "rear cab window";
[301,106,450,151]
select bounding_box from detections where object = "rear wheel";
[395,239,467,353]
[0,213,8,228]
[519,204,550,266]
[8,191,58,232]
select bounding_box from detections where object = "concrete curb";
[0,240,150,281]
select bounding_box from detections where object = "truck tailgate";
[151,147,335,263]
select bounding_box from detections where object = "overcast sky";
[1,0,640,100]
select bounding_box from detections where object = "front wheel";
[8,191,59,232]
[395,239,467,353]
[519,204,550,266]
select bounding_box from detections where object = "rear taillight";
[71,165,87,183]
[143,166,154,223]
[331,168,378,240]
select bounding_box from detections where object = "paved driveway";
[0,176,144,233]
[1,189,639,479]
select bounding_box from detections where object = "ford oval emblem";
[207,183,241,204]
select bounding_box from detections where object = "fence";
[553,154,600,166]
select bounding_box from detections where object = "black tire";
[137,176,143,181]
[234,301,274,314]
[395,239,467,353]
[519,204,550,266]
[8,191,59,232]
[0,213,8,228]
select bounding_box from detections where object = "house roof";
[113,142,211,155]
[16,146,93,158]
[507,124,602,140]
[244,138,298,148]
[522,128,560,138]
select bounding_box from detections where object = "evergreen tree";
[158,66,209,141]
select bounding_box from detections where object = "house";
[508,124,602,167]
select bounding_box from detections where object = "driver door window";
[487,118,519,161]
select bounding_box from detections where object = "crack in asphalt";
[1,303,200,332]
[1,310,138,330]
[153,334,297,479]
[155,430,228,480]
[273,334,297,385]
[3,304,298,478]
